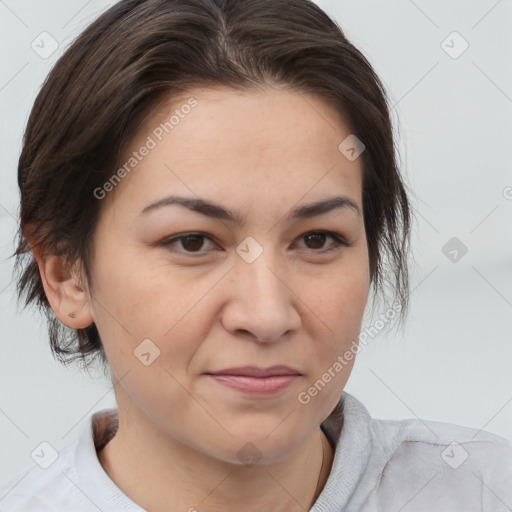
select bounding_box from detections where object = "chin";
[222,430,306,467]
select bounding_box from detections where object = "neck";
[97,409,334,512]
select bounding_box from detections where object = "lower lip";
[208,374,299,396]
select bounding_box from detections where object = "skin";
[34,85,370,512]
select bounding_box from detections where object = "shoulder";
[369,415,512,508]
[0,443,79,512]
[0,408,121,512]
[372,414,512,465]
[331,393,512,510]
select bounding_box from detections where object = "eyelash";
[158,230,349,257]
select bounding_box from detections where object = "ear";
[29,238,95,329]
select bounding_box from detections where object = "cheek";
[297,259,368,395]
[91,228,369,361]
[89,250,213,370]
[305,259,369,329]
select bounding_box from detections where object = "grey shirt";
[1,391,511,511]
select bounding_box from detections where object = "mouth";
[205,366,301,396]
[207,365,301,378]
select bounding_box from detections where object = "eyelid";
[293,231,349,252]
[157,231,217,255]
[157,230,349,256]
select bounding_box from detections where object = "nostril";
[236,329,257,340]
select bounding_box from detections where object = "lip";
[205,366,301,397]
[208,365,301,378]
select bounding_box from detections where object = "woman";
[1,0,510,510]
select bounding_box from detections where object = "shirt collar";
[312,391,373,510]
[73,391,372,511]
[73,407,144,511]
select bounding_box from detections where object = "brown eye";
[296,231,347,253]
[303,232,327,249]
[179,234,206,252]
[160,233,216,255]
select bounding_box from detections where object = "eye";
[294,231,348,253]
[158,230,348,256]
[160,232,216,255]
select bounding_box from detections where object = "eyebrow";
[139,194,361,224]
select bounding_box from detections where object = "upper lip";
[207,365,301,377]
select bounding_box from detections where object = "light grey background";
[0,0,511,484]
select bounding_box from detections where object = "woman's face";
[86,85,369,464]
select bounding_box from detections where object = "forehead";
[104,86,364,215]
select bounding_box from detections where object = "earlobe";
[31,244,95,329]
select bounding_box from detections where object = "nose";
[220,250,301,343]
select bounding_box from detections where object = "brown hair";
[14,0,412,374]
